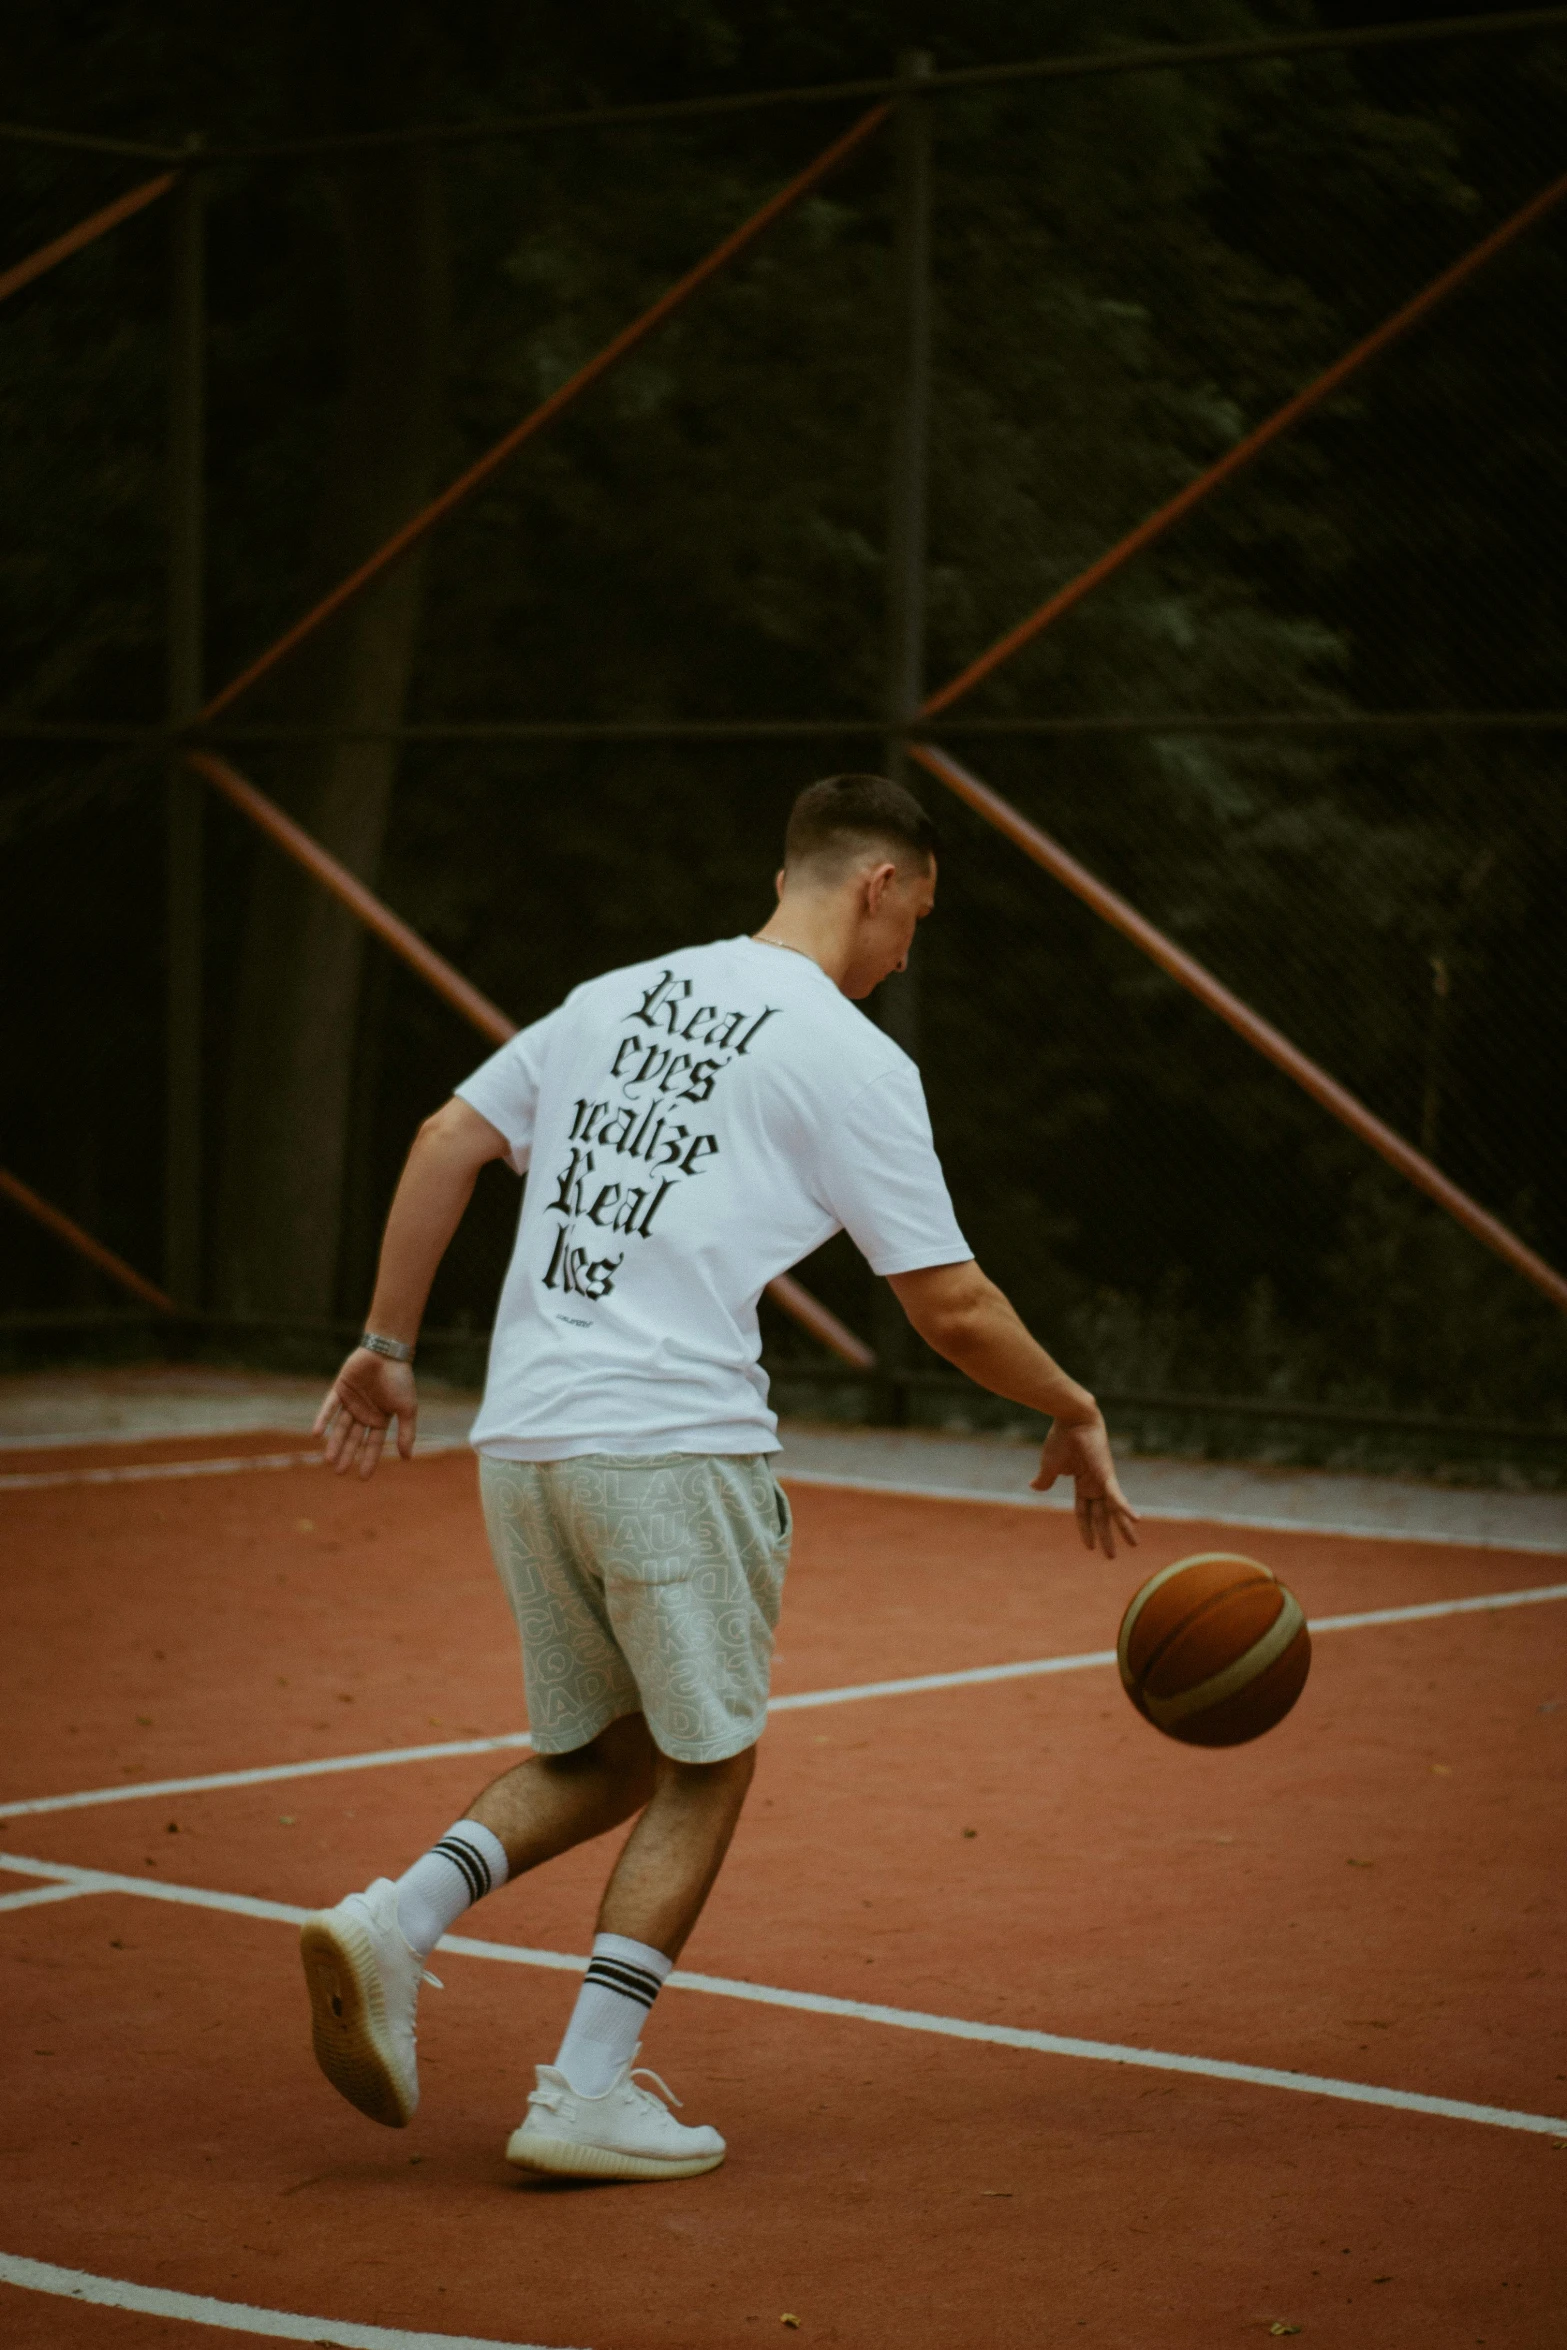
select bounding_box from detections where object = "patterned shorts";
[478,1452,793,1764]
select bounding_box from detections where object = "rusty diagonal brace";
[200,104,891,724]
[909,167,1567,1317]
[0,1168,176,1312]
[189,755,875,1369]
[182,108,892,1370]
[0,170,177,306]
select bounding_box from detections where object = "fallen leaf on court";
[1269,2327,1302,2338]
[1550,2137,1567,2150]
[963,1827,978,1839]
[278,1815,297,1826]
[295,1519,314,1532]
[135,1715,152,1727]
[165,1821,180,1834]
[1373,2275,1393,2283]
[981,2190,1013,2197]
[1429,1763,1452,1775]
[781,2317,801,2330]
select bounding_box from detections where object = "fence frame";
[7,9,1567,1377]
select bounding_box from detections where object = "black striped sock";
[556,1932,674,2095]
[583,1953,664,2010]
[431,1834,491,1905]
[393,1819,510,1957]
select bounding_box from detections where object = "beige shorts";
[478,1451,793,1764]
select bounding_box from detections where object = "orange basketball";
[1117,1552,1310,1747]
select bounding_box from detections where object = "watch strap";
[359,1330,415,1363]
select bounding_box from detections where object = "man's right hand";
[314,1349,418,1480]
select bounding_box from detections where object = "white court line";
[780,1467,1567,1554]
[4,1443,1561,1555]
[0,1450,324,1492]
[3,1851,1563,2140]
[0,2251,585,2350]
[0,1440,469,1493]
[4,1578,1564,1826]
[0,1733,537,1822]
[0,1881,95,1915]
[1309,1584,1567,1630]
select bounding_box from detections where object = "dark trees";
[214,130,449,1315]
[2,1,1565,1425]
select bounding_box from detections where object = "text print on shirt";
[543,967,780,1304]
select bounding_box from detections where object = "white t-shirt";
[455,935,969,1460]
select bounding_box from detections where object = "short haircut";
[783,774,938,877]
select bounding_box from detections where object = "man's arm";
[314,1097,510,1479]
[887,1259,1138,1559]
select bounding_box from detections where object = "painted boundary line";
[0,2250,584,2350]
[0,1439,469,1492]
[0,1881,95,1915]
[779,1466,1567,1555]
[4,1444,1561,1556]
[0,1449,322,1491]
[1307,1583,1567,1630]
[0,1733,536,1821]
[3,1852,1563,2140]
[4,1579,1564,1825]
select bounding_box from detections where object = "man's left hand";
[314,1350,418,1480]
[1032,1414,1139,1559]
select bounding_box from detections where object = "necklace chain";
[751,934,814,961]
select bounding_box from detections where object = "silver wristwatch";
[358,1330,415,1363]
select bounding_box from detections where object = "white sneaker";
[299,1878,440,2129]
[506,2053,726,2181]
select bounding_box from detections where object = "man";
[301,772,1137,2183]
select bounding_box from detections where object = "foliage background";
[2,0,1564,1457]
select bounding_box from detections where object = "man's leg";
[464,1710,659,1879]
[597,1742,756,1959]
[543,1744,754,2098]
[369,1711,658,1961]
[506,1743,756,2181]
[457,1717,751,1958]
[300,1713,656,2129]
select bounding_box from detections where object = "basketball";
[1117,1553,1311,1747]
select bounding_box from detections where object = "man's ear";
[862,859,898,914]
[774,867,787,903]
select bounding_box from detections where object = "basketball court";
[3,1374,1564,2348]
[5,15,1567,2341]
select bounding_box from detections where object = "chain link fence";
[3,12,1565,1481]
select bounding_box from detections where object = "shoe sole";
[504,2130,724,2182]
[299,1911,414,2129]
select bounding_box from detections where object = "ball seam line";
[1115,1552,1270,1686]
[1142,1591,1308,1728]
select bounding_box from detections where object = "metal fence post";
[873,50,934,1419]
[164,143,205,1305]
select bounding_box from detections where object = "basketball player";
[300,773,1138,2181]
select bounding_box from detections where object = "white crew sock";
[392,1820,509,1958]
[554,1932,673,2097]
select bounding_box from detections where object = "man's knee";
[655,1742,757,1797]
[541,1710,656,1788]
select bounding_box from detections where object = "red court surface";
[4,1438,1566,2348]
